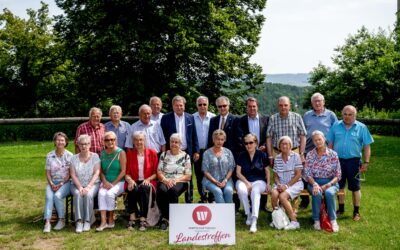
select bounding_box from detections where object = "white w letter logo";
[196,211,208,221]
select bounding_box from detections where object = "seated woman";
[43,132,73,233]
[202,129,235,204]
[271,136,303,230]
[70,134,101,233]
[125,131,158,231]
[305,130,341,232]
[157,133,191,230]
[236,133,271,233]
[96,131,126,231]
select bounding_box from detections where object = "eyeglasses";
[198,103,207,107]
[104,138,116,142]
[80,143,90,146]
[244,141,255,145]
[217,105,228,108]
[355,172,366,181]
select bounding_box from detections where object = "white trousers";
[236,179,267,219]
[98,182,125,211]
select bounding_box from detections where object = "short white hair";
[278,136,293,150]
[109,105,122,114]
[78,134,91,144]
[89,107,102,117]
[311,93,325,102]
[170,133,182,144]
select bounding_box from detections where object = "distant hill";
[266,73,310,87]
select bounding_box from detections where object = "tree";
[55,0,266,114]
[305,27,400,112]
[0,2,78,117]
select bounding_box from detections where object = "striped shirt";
[266,111,307,148]
[273,152,303,185]
[75,121,105,155]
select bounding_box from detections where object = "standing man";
[104,105,130,150]
[161,96,200,203]
[327,105,373,221]
[208,96,243,159]
[300,93,338,208]
[75,107,105,155]
[193,96,215,203]
[266,96,307,165]
[149,96,164,123]
[125,104,166,154]
[240,97,270,211]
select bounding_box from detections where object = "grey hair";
[133,130,146,142]
[196,96,209,105]
[311,93,325,102]
[212,129,226,141]
[216,96,230,106]
[109,105,122,114]
[172,96,186,105]
[170,133,182,144]
[78,134,91,145]
[311,130,325,139]
[342,105,357,116]
[104,131,117,140]
[149,96,162,105]
[89,107,102,117]
[138,104,152,115]
[278,136,293,150]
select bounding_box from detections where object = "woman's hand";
[245,182,252,192]
[103,181,113,190]
[51,183,60,192]
[216,179,227,188]
[312,183,322,196]
[127,179,136,191]
[142,178,151,186]
[165,179,176,189]
[79,186,89,196]
[265,183,271,193]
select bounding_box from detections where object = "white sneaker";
[313,221,321,230]
[43,222,51,233]
[250,219,257,233]
[83,221,91,232]
[53,220,65,230]
[246,215,252,226]
[331,220,339,232]
[284,221,300,230]
[76,222,83,233]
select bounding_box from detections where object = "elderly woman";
[236,133,271,233]
[305,130,341,232]
[125,131,158,231]
[157,133,191,230]
[96,131,126,231]
[202,129,235,204]
[43,132,73,233]
[70,134,100,233]
[271,136,303,230]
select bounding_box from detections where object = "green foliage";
[0,3,79,118]
[306,27,400,112]
[55,0,267,114]
[357,106,400,136]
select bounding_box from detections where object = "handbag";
[320,199,333,232]
[272,206,290,229]
[146,186,161,227]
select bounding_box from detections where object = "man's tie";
[220,116,225,129]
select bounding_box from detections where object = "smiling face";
[246,100,258,118]
[342,106,356,126]
[150,99,162,115]
[169,137,182,154]
[55,135,67,150]
[279,138,291,154]
[104,134,117,149]
[216,99,229,116]
[213,135,225,148]
[312,133,326,150]
[139,107,152,125]
[197,98,209,115]
[133,135,145,150]
[110,108,122,122]
[79,140,91,153]
[173,100,185,116]
[89,111,102,128]
[311,96,325,114]
[244,136,257,153]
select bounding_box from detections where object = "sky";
[1,0,397,74]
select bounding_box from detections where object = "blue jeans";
[204,179,234,203]
[44,181,71,220]
[307,178,339,221]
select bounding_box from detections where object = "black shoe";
[299,201,309,209]
[160,219,169,230]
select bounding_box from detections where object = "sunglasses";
[198,103,207,107]
[244,141,255,145]
[104,138,116,142]
[218,105,228,108]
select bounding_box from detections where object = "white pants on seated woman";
[236,180,266,219]
[98,182,125,211]
[273,181,303,200]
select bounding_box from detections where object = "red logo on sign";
[192,206,212,225]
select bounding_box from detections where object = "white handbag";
[272,207,290,229]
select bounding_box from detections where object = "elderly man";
[300,93,338,208]
[125,104,166,153]
[208,96,243,159]
[149,96,164,123]
[75,107,105,155]
[193,96,215,203]
[266,96,307,166]
[161,95,200,203]
[104,105,130,150]
[240,97,270,211]
[327,105,373,221]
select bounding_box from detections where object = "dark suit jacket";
[207,113,243,159]
[160,112,199,158]
[240,114,269,147]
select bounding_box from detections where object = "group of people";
[43,93,373,234]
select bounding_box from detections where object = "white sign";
[169,204,235,245]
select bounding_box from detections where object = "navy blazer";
[207,113,243,159]
[160,112,199,158]
[240,114,269,147]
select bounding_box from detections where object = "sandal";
[127,220,136,230]
[353,213,361,221]
[139,220,147,231]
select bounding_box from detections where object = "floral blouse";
[45,150,73,184]
[70,153,100,187]
[158,151,191,179]
[304,147,341,180]
[202,147,235,183]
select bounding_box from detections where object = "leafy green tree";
[0,3,78,117]
[305,27,400,112]
[55,0,266,114]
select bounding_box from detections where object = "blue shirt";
[237,150,269,182]
[193,111,216,150]
[303,108,338,153]
[248,114,261,144]
[125,120,166,153]
[104,120,130,149]
[327,120,374,159]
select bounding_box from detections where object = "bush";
[358,106,400,136]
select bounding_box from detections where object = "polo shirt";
[104,120,130,149]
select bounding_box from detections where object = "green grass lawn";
[0,136,399,249]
